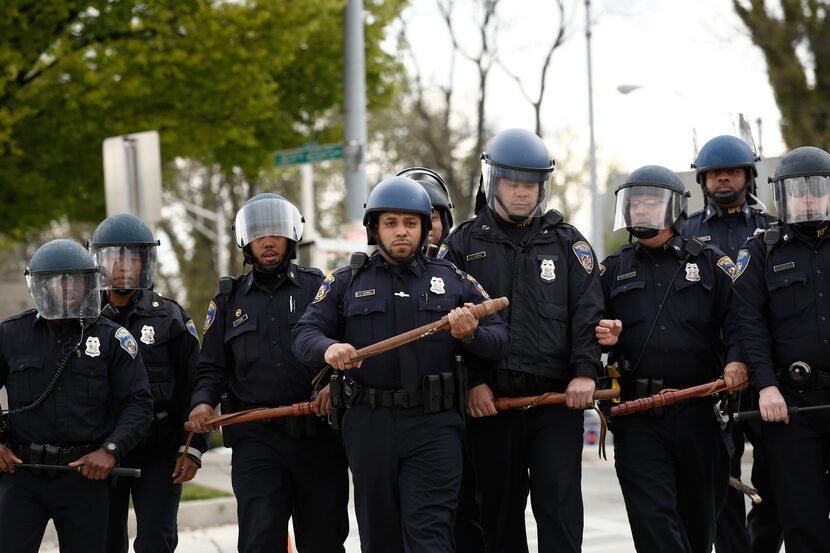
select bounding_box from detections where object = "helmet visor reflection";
[91,245,156,290]
[481,161,552,219]
[613,185,687,232]
[26,272,101,320]
[772,176,830,223]
[234,199,304,247]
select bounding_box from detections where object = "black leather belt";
[359,388,424,409]
[13,443,97,466]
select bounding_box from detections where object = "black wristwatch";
[103,441,122,463]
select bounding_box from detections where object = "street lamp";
[585,0,604,259]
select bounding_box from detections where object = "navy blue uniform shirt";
[106,289,207,452]
[0,311,153,452]
[443,208,603,381]
[292,252,509,389]
[191,264,324,408]
[684,202,775,261]
[731,224,830,390]
[601,235,739,387]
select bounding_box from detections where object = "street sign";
[274,143,343,167]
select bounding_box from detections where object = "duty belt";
[12,443,97,476]
[334,373,456,413]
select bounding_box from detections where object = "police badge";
[430,276,445,294]
[85,336,101,358]
[540,259,556,282]
[140,325,155,345]
[685,263,701,282]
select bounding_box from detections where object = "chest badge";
[540,258,556,282]
[430,276,446,294]
[140,325,155,345]
[85,336,101,358]
[685,263,701,282]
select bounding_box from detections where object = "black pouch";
[219,393,238,447]
[424,375,443,414]
[441,372,454,411]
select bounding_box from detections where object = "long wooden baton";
[609,379,748,416]
[493,389,619,411]
[176,297,510,474]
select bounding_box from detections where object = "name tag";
[698,236,711,242]
[232,314,249,327]
[355,289,376,298]
[616,271,637,281]
[773,261,795,272]
[466,251,487,261]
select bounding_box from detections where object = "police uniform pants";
[0,468,109,553]
[745,420,783,553]
[342,405,463,553]
[455,438,484,553]
[761,387,830,553]
[229,420,349,553]
[107,444,182,553]
[613,401,730,553]
[467,404,585,553]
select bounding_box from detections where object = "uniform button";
[275,362,282,368]
[784,279,790,284]
[659,325,666,331]
[657,282,662,287]
[825,339,829,344]
[270,317,276,322]
[269,296,274,300]
[363,307,368,313]
[820,292,824,298]
[817,269,822,274]
[822,316,827,321]
[655,263,660,268]
[271,339,277,345]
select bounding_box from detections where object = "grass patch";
[181,484,233,502]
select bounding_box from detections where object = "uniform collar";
[634,234,684,260]
[702,201,752,224]
[373,252,425,277]
[240,264,301,295]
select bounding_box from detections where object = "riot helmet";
[89,213,159,291]
[363,176,432,263]
[770,146,830,226]
[480,129,555,222]
[234,193,304,272]
[614,165,690,239]
[396,167,454,243]
[26,239,101,320]
[693,135,759,206]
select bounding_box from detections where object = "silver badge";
[152,301,159,307]
[85,336,101,358]
[140,325,155,345]
[540,258,556,282]
[685,263,701,282]
[430,276,445,294]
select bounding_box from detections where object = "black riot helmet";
[613,165,690,239]
[770,146,830,226]
[480,129,555,222]
[363,176,432,263]
[693,135,759,206]
[234,193,304,273]
[395,167,454,243]
[89,213,159,291]
[25,239,102,320]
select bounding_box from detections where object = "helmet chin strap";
[629,226,659,239]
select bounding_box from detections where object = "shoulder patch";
[732,249,751,281]
[599,263,606,276]
[313,274,335,303]
[114,327,138,359]
[716,255,736,280]
[204,301,217,333]
[572,241,594,274]
[466,273,490,299]
[185,319,199,340]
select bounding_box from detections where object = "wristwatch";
[102,441,122,463]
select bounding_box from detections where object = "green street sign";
[274,143,344,167]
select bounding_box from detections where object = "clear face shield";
[234,198,304,247]
[481,160,553,220]
[613,185,688,232]
[91,245,157,290]
[26,271,101,320]
[772,175,830,224]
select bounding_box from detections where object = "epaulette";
[294,264,325,278]
[686,209,705,219]
[1,308,37,324]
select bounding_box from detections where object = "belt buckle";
[394,389,409,408]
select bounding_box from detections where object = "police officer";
[600,165,738,553]
[442,128,603,553]
[88,213,207,553]
[731,146,830,553]
[292,176,508,553]
[684,135,782,553]
[187,193,348,553]
[396,167,455,257]
[0,239,153,553]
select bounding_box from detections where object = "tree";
[0,0,404,239]
[733,0,830,149]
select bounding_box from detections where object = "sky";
[400,0,785,192]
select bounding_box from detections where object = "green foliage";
[180,483,233,502]
[1,0,405,239]
[733,0,830,149]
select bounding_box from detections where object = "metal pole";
[585,0,603,259]
[343,0,368,227]
[124,138,140,215]
[216,204,229,277]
